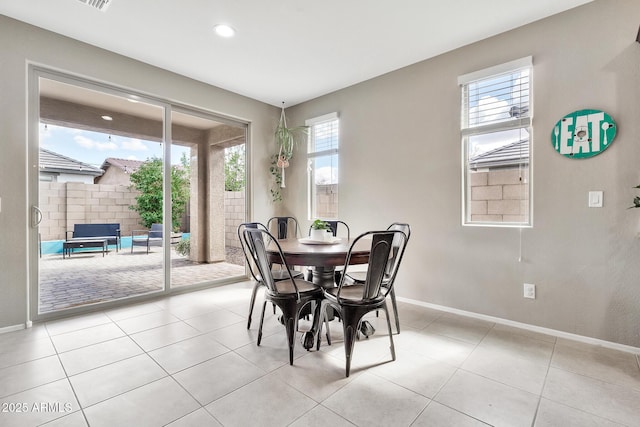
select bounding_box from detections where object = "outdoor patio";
[39,247,246,313]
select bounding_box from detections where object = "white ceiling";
[1,0,593,107]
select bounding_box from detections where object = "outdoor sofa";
[66,223,121,252]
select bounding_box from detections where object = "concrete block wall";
[224,191,245,248]
[39,182,142,241]
[469,167,529,223]
[316,184,338,219]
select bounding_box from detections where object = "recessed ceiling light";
[101,115,113,121]
[213,24,235,38]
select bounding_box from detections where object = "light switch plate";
[588,191,603,208]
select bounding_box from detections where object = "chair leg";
[382,302,396,361]
[247,281,261,329]
[257,301,267,346]
[390,288,400,334]
[279,300,299,365]
[324,310,332,346]
[340,307,362,378]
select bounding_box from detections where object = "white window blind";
[306,112,339,156]
[460,56,532,134]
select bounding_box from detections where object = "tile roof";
[39,149,104,176]
[100,158,145,174]
[469,138,529,170]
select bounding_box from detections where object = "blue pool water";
[41,233,190,255]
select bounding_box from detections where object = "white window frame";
[305,112,339,220]
[459,56,533,228]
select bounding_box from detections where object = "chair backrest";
[308,220,350,239]
[149,223,163,239]
[338,230,407,301]
[242,227,300,298]
[237,222,268,282]
[385,223,411,278]
[267,216,299,239]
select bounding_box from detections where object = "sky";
[40,123,189,167]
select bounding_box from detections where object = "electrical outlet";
[524,283,535,299]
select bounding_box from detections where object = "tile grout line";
[50,324,91,426]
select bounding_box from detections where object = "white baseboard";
[0,323,29,335]
[398,297,640,355]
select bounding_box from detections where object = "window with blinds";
[459,57,532,227]
[306,112,339,220]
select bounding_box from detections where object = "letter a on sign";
[551,109,616,159]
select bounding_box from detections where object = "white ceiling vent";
[77,0,111,12]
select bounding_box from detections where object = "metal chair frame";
[238,222,304,329]
[344,223,411,333]
[317,229,408,377]
[267,216,300,239]
[242,227,324,365]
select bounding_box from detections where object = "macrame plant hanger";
[276,103,290,188]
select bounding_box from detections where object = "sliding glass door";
[30,68,247,320]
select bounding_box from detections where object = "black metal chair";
[343,223,410,334]
[267,216,300,239]
[242,227,324,364]
[316,229,408,377]
[237,222,303,329]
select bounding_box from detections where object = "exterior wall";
[224,191,245,249]
[94,167,131,185]
[469,167,529,223]
[38,182,141,241]
[39,173,97,184]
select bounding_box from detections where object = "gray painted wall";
[0,15,278,330]
[284,0,640,347]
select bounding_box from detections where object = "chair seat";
[274,279,320,295]
[346,270,391,285]
[325,285,385,305]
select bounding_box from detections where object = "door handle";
[32,206,43,227]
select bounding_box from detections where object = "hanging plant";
[629,184,640,209]
[269,154,283,202]
[270,103,309,202]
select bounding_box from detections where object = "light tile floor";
[1,281,639,427]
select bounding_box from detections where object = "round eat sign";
[551,109,616,159]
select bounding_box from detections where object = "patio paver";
[39,247,246,313]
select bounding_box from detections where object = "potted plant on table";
[310,219,331,241]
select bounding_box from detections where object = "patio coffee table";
[63,239,108,259]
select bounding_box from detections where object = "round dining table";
[267,237,371,288]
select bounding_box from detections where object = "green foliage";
[129,156,190,230]
[269,154,283,202]
[269,107,309,203]
[311,219,330,230]
[225,145,245,191]
[630,185,640,209]
[174,237,190,256]
[275,107,309,162]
